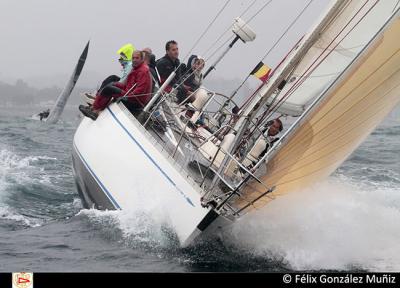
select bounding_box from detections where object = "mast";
[203,0,348,202]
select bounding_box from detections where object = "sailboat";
[34,41,90,123]
[72,0,400,247]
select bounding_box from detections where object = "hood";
[187,55,198,71]
[149,53,156,68]
[117,43,136,61]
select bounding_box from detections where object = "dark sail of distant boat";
[46,41,90,124]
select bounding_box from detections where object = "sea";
[0,104,399,272]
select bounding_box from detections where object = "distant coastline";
[0,77,253,108]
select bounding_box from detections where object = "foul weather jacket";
[156,55,185,93]
[114,62,152,107]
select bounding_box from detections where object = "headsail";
[232,4,400,213]
[46,41,90,124]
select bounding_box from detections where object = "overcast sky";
[0,0,330,87]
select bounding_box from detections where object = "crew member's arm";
[156,59,173,92]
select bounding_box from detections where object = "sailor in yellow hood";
[117,43,135,83]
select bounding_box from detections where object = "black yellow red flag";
[250,61,271,82]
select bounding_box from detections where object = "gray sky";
[0,0,329,87]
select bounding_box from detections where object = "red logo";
[12,272,33,288]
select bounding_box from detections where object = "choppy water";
[0,104,399,272]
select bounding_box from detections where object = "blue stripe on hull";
[73,143,121,209]
[106,106,195,207]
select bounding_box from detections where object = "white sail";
[267,0,399,116]
[233,5,400,213]
[46,41,90,124]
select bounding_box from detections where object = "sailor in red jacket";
[79,50,152,120]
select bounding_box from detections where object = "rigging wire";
[204,0,274,60]
[267,0,378,116]
[159,0,233,100]
[227,0,313,112]
[247,0,274,22]
[183,0,232,62]
[393,0,400,13]
[248,0,380,142]
[160,0,314,133]
[202,0,258,57]
[239,35,304,111]
[259,0,313,63]
[205,35,235,61]
[160,0,274,107]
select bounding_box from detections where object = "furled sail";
[232,4,400,213]
[46,41,90,124]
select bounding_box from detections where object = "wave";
[75,182,182,251]
[0,206,41,228]
[0,148,78,225]
[70,156,400,272]
[73,173,400,271]
[222,177,400,271]
[0,148,57,187]
[76,208,178,252]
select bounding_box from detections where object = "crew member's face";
[119,59,127,67]
[268,120,282,136]
[167,44,179,60]
[193,59,205,71]
[132,52,143,67]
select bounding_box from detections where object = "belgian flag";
[250,61,271,82]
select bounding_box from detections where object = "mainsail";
[46,41,90,124]
[232,2,400,213]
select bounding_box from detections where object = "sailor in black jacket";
[156,40,186,101]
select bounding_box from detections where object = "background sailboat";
[44,41,90,124]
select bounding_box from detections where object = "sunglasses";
[119,52,128,61]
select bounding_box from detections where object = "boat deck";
[118,102,227,198]
[117,95,276,218]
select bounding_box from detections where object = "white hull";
[72,103,225,247]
